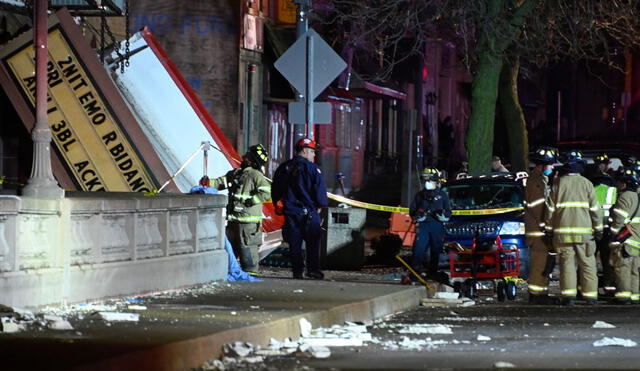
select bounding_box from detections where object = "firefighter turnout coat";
[609,189,640,301]
[213,166,271,223]
[545,173,602,299]
[525,170,551,295]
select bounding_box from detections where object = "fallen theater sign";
[0,9,175,193]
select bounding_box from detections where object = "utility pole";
[294,0,312,140]
[22,0,64,198]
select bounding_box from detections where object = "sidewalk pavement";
[1,277,426,371]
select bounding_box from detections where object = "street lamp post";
[22,0,64,198]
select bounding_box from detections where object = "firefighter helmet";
[529,146,558,165]
[617,167,640,189]
[594,153,611,164]
[295,138,318,152]
[248,144,269,165]
[562,150,584,164]
[420,167,440,181]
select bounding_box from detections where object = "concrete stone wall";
[0,193,228,308]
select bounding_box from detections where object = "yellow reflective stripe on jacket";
[613,208,630,218]
[233,193,252,200]
[553,227,594,234]
[606,187,616,206]
[528,284,547,293]
[632,293,640,301]
[582,291,598,298]
[615,291,631,298]
[625,239,640,249]
[526,198,545,208]
[526,231,545,237]
[227,215,263,222]
[258,185,271,192]
[556,201,590,208]
[561,288,577,296]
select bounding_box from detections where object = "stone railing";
[0,193,228,308]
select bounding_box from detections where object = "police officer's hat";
[617,167,640,189]
[529,146,558,165]
[421,167,440,181]
[247,144,269,165]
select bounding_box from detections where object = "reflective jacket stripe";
[553,227,594,234]
[613,208,630,218]
[526,198,545,208]
[528,284,547,293]
[561,288,577,296]
[228,215,263,222]
[526,231,545,237]
[582,291,597,299]
[556,202,590,208]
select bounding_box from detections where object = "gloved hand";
[414,215,426,223]
[244,198,255,207]
[594,230,604,242]
[435,212,449,222]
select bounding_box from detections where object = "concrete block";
[321,207,366,269]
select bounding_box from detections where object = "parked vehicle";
[439,172,530,279]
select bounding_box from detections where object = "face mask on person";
[424,181,437,190]
[542,168,553,176]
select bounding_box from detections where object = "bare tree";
[319,0,640,172]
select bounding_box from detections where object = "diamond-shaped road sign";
[275,29,347,100]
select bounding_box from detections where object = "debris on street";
[96,312,140,322]
[592,320,616,329]
[421,297,475,307]
[494,361,516,368]
[477,334,491,341]
[593,337,637,347]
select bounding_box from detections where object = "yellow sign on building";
[277,0,297,25]
[3,27,155,193]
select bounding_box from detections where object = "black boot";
[306,270,324,280]
[561,297,576,306]
[529,294,558,305]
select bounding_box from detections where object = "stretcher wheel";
[506,281,517,300]
[496,280,506,302]
[463,280,476,298]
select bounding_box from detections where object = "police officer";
[609,168,640,304]
[545,150,602,305]
[409,167,452,279]
[589,155,618,296]
[272,138,329,280]
[525,146,558,304]
[212,144,271,273]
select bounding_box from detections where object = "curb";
[82,285,426,371]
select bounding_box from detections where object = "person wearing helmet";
[212,144,272,273]
[587,154,618,296]
[544,150,602,305]
[409,167,452,280]
[272,138,328,280]
[526,146,558,304]
[608,167,640,304]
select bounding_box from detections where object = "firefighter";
[212,144,271,273]
[608,168,640,304]
[544,150,603,305]
[525,146,558,304]
[409,167,452,279]
[589,156,618,296]
[272,138,329,280]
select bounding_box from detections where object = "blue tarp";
[189,185,262,282]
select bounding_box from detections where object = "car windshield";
[443,183,523,210]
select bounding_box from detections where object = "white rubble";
[48,319,74,331]
[223,341,254,358]
[434,292,459,299]
[593,337,637,347]
[309,346,331,358]
[299,318,312,337]
[398,325,453,335]
[0,319,24,333]
[477,335,491,341]
[494,361,516,368]
[97,312,140,322]
[592,321,616,329]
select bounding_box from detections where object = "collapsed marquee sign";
[0,9,177,193]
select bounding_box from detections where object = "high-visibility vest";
[594,184,617,223]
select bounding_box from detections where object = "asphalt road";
[223,297,640,370]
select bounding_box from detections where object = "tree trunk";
[498,58,529,172]
[466,51,503,173]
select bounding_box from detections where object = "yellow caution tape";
[452,207,523,216]
[328,193,409,213]
[329,193,523,216]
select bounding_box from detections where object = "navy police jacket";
[409,189,452,223]
[272,155,329,215]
